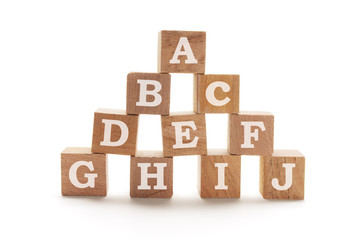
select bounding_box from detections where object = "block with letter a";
[130,151,173,198]
[161,112,207,157]
[126,72,171,115]
[228,111,274,156]
[194,74,239,113]
[198,150,241,198]
[61,147,107,196]
[260,150,305,199]
[158,30,206,73]
[91,108,139,155]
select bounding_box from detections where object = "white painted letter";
[271,163,296,190]
[169,37,198,64]
[137,163,167,190]
[69,161,98,188]
[136,79,162,107]
[100,119,129,146]
[205,81,231,106]
[214,163,228,190]
[241,121,266,148]
[171,121,199,149]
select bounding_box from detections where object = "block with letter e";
[92,108,139,155]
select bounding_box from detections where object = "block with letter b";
[130,151,173,198]
[126,72,171,115]
[228,111,274,156]
[260,150,305,199]
[198,150,241,198]
[61,147,107,196]
[161,112,207,156]
[91,108,139,155]
[158,30,206,73]
[194,74,239,113]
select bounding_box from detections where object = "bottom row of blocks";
[61,148,305,199]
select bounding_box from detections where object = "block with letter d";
[61,147,107,196]
[91,108,139,155]
[126,72,171,115]
[130,151,173,198]
[228,111,274,156]
[260,150,305,199]
[161,112,207,157]
[194,74,239,113]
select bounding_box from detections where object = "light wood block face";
[130,151,173,198]
[260,150,305,200]
[198,150,241,198]
[161,112,207,156]
[126,72,171,115]
[228,111,274,155]
[61,147,107,196]
[91,108,139,155]
[158,30,206,73]
[194,74,239,113]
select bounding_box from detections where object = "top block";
[158,30,206,73]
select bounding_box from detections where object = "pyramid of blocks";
[61,30,305,200]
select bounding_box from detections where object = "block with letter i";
[126,72,171,115]
[61,147,107,196]
[198,150,241,198]
[194,74,239,113]
[158,30,206,73]
[161,112,207,157]
[130,151,173,198]
[92,108,139,155]
[260,150,305,200]
[228,111,274,155]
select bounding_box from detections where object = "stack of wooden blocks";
[61,30,305,200]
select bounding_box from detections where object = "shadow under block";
[228,111,274,156]
[126,72,171,115]
[194,74,239,113]
[259,150,305,200]
[158,30,206,73]
[91,108,139,155]
[161,112,207,157]
[130,151,173,198]
[61,147,107,196]
[198,150,241,198]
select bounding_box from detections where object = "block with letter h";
[130,151,173,198]
[61,147,107,196]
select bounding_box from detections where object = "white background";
[1,0,359,239]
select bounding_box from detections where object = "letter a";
[169,37,198,64]
[136,79,162,107]
[271,163,296,191]
[100,119,129,147]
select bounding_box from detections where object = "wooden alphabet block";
[126,72,171,115]
[260,150,305,200]
[130,151,173,198]
[61,147,107,196]
[92,108,139,155]
[198,150,241,198]
[194,74,239,113]
[158,30,206,73]
[161,112,207,156]
[228,111,274,155]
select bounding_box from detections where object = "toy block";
[158,30,206,73]
[260,150,305,200]
[161,112,207,156]
[194,74,239,113]
[198,150,241,198]
[61,147,107,196]
[92,108,139,155]
[130,151,173,198]
[228,111,274,155]
[126,72,171,115]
